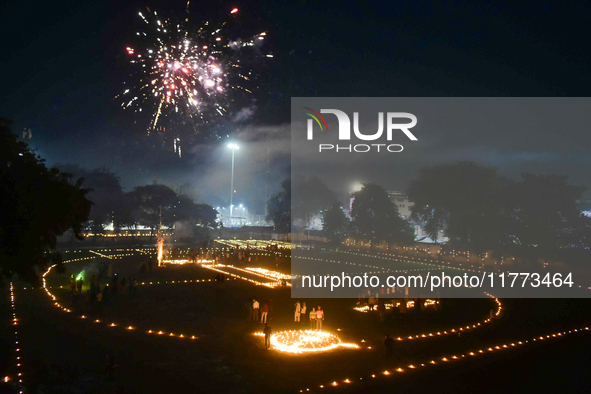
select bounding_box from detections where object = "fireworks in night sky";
[118,5,271,151]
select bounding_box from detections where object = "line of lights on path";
[41,261,201,340]
[215,238,293,250]
[338,249,591,291]
[52,245,591,291]
[199,263,286,287]
[20,244,590,394]
[39,246,503,347]
[38,248,497,353]
[298,326,590,392]
[38,251,296,342]
[24,246,291,292]
[4,283,24,393]
[35,244,533,394]
[353,294,502,343]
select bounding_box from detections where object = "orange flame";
[157,233,164,266]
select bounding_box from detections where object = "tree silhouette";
[408,161,507,251]
[0,118,91,284]
[56,165,124,233]
[266,179,291,233]
[350,183,414,244]
[129,184,178,231]
[322,202,348,244]
[170,194,218,228]
[113,192,138,231]
[506,173,586,252]
[291,175,336,225]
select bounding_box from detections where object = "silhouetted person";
[263,323,272,350]
[309,307,316,329]
[294,301,301,322]
[316,306,324,330]
[261,300,269,323]
[252,298,260,322]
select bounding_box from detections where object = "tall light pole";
[228,143,239,226]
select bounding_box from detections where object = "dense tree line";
[408,162,591,261]
[56,167,218,235]
[349,183,414,244]
[266,177,412,245]
[0,117,218,283]
[267,162,590,264]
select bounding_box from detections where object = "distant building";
[347,187,444,242]
[387,190,447,242]
[386,191,414,220]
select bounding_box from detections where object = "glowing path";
[297,326,590,392]
[254,330,359,354]
[4,283,24,391]
[198,263,287,288]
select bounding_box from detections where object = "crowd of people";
[68,272,137,309]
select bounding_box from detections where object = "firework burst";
[119,6,269,136]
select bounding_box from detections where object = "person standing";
[261,300,269,323]
[252,298,260,322]
[294,301,301,322]
[69,275,75,294]
[309,307,316,330]
[301,302,307,322]
[263,323,272,350]
[316,306,324,330]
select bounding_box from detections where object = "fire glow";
[254,330,359,354]
[161,259,214,265]
[156,233,164,266]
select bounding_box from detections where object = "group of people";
[258,301,326,351]
[70,273,137,308]
[294,301,325,330]
[215,273,226,283]
[138,258,156,274]
[248,297,272,323]
[206,246,257,266]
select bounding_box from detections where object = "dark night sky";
[2,0,591,212]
